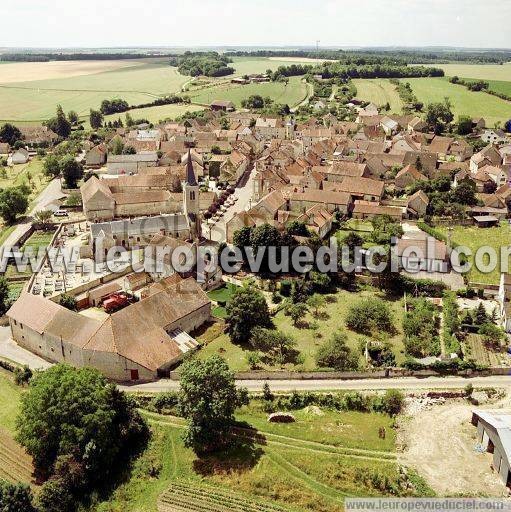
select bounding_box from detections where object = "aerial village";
[3,85,511,503]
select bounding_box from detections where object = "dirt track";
[398,399,508,496]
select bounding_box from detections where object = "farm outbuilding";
[471,409,511,486]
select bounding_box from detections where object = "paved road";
[0,326,52,370]
[120,375,511,393]
[1,178,63,249]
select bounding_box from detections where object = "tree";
[315,331,359,371]
[34,210,53,226]
[43,155,61,178]
[219,117,230,130]
[451,178,477,206]
[59,294,77,311]
[262,382,274,401]
[109,137,124,155]
[0,480,36,512]
[178,356,248,453]
[250,224,282,253]
[285,302,308,327]
[67,111,79,125]
[60,155,83,189]
[225,286,272,343]
[286,221,310,237]
[0,187,29,224]
[241,95,265,109]
[46,105,72,138]
[16,364,148,483]
[425,98,454,134]
[250,327,297,365]
[474,302,488,325]
[0,276,10,316]
[346,297,394,334]
[457,115,473,136]
[0,123,22,146]
[89,109,104,130]
[307,294,326,317]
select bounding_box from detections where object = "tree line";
[170,52,235,77]
[0,53,172,62]
[226,48,511,64]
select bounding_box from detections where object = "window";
[190,191,196,201]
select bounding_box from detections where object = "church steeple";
[183,149,200,239]
[185,149,198,186]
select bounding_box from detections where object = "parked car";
[54,210,69,217]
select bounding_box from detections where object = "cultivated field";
[407,78,511,126]
[186,76,309,108]
[0,59,189,121]
[430,63,511,82]
[230,57,324,76]
[0,371,35,486]
[352,79,403,112]
[0,57,319,122]
[0,59,153,84]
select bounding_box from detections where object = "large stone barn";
[7,276,211,382]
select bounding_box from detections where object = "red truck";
[102,293,130,313]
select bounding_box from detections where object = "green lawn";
[486,80,511,97]
[99,103,204,126]
[438,223,511,286]
[96,403,430,512]
[197,288,406,372]
[207,283,240,320]
[0,225,15,245]
[407,77,511,127]
[187,76,309,108]
[207,283,239,303]
[352,79,404,113]
[22,230,54,252]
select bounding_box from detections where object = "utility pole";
[316,40,320,53]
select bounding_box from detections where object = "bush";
[149,392,180,413]
[380,389,404,416]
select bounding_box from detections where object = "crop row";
[159,481,290,512]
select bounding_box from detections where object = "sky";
[1,0,510,49]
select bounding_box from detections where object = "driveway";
[0,326,52,370]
